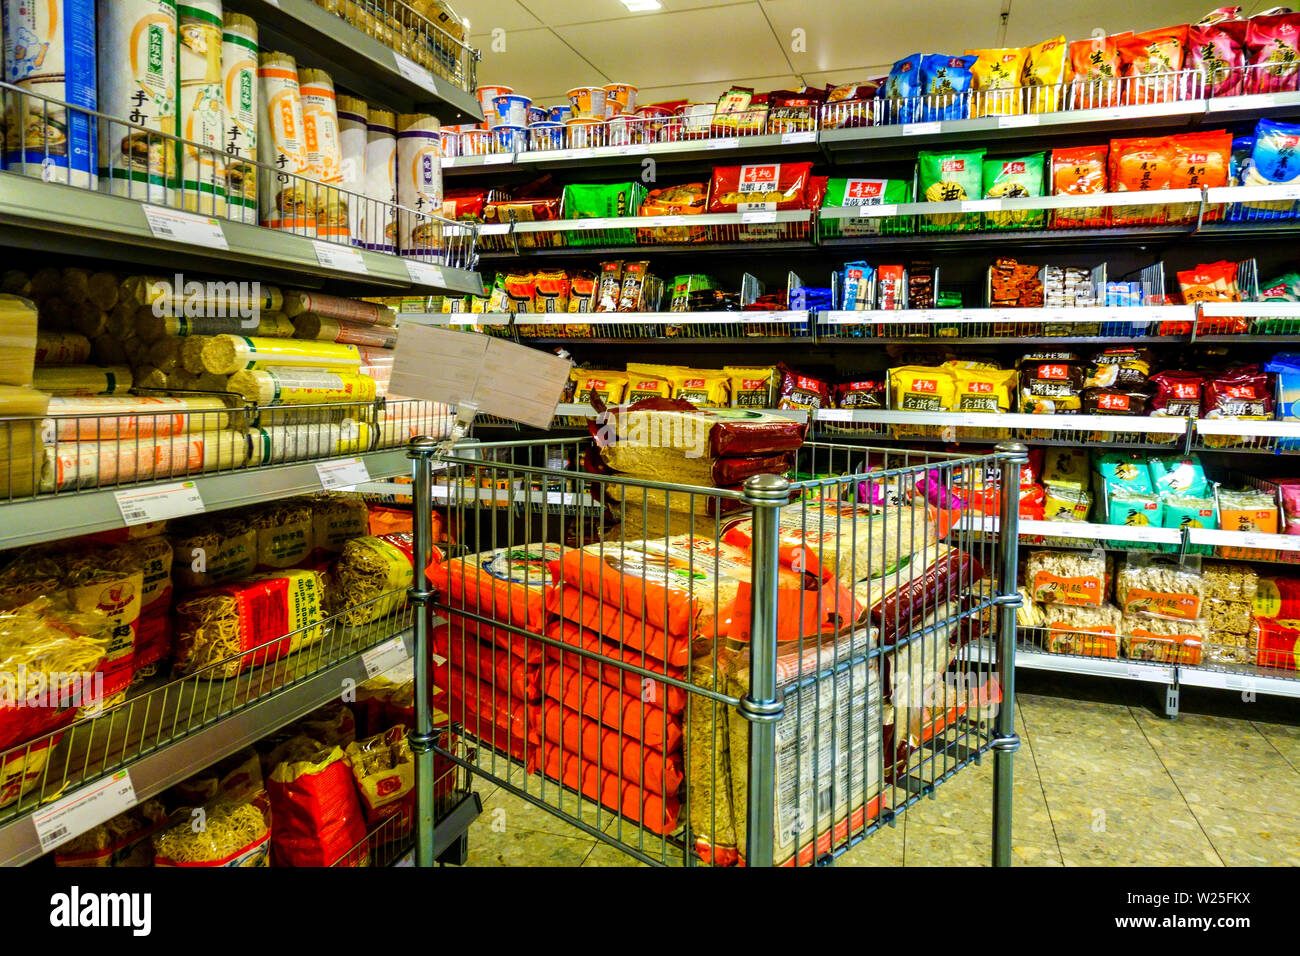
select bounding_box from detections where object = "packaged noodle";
[889,365,955,412]
[1019,353,1084,414]
[170,515,257,590]
[130,536,174,678]
[1044,485,1091,521]
[247,421,373,465]
[982,154,1046,229]
[569,369,627,406]
[1116,554,1207,621]
[268,745,369,866]
[776,365,831,411]
[310,494,370,554]
[966,47,1028,116]
[257,52,314,234]
[1245,11,1300,95]
[1190,19,1249,97]
[919,54,978,121]
[250,501,314,568]
[1026,549,1107,607]
[199,336,361,374]
[726,366,777,408]
[1042,447,1089,491]
[434,544,562,648]
[948,364,1016,413]
[54,799,169,867]
[1119,25,1190,105]
[540,699,683,795]
[41,394,233,441]
[1121,614,1208,665]
[336,533,421,624]
[533,271,571,314]
[670,369,729,406]
[173,569,328,677]
[918,150,986,232]
[222,13,260,224]
[153,791,272,867]
[178,0,229,216]
[1042,602,1121,657]
[226,368,377,405]
[345,725,415,830]
[1069,33,1129,108]
[625,374,672,402]
[1022,35,1068,112]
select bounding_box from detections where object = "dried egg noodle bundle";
[43,394,232,441]
[198,335,361,374]
[336,533,419,624]
[153,793,271,866]
[226,368,376,405]
[249,501,313,568]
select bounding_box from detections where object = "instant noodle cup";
[567,86,608,119]
[607,114,638,147]
[492,94,533,127]
[529,122,565,151]
[491,125,527,153]
[460,129,492,155]
[564,117,606,150]
[549,104,573,123]
[604,83,638,115]
[475,85,513,124]
[527,105,549,126]
[438,130,459,157]
[1050,145,1110,227]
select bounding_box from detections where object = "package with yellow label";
[966,47,1028,116]
[670,368,730,407]
[336,533,423,625]
[888,365,956,440]
[569,369,628,407]
[625,375,673,402]
[725,366,778,408]
[1021,35,1068,112]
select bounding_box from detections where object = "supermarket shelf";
[1203,89,1300,120]
[816,305,1192,339]
[0,173,483,296]
[0,448,413,552]
[0,624,416,867]
[223,0,481,121]
[553,403,810,424]
[1177,664,1300,698]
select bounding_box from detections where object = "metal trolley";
[402,432,1024,867]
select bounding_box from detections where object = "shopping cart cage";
[410,434,1023,866]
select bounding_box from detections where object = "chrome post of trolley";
[992,441,1027,867]
[739,473,791,868]
[408,436,441,867]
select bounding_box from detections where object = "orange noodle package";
[1050,144,1111,227]
[543,663,682,753]
[432,622,539,702]
[433,542,565,643]
[267,744,370,867]
[545,586,689,666]
[1108,136,1174,225]
[1068,33,1130,108]
[544,619,687,714]
[541,701,684,796]
[541,744,680,835]
[1118,25,1190,105]
[441,663,541,771]
[1168,130,1232,222]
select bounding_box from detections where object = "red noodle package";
[544,664,682,752]
[1255,616,1300,670]
[545,586,689,666]
[1189,19,1249,96]
[1068,33,1129,108]
[707,162,814,213]
[1204,368,1273,419]
[433,624,539,702]
[777,364,832,411]
[590,398,805,458]
[443,664,541,771]
[433,543,563,646]
[267,744,369,867]
[345,726,415,831]
[1246,12,1300,94]
[1150,370,1205,416]
[544,619,686,713]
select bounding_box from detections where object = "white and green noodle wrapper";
[135,311,294,342]
[222,12,258,223]
[248,420,373,464]
[338,94,368,241]
[178,0,227,216]
[97,0,179,201]
[198,334,362,374]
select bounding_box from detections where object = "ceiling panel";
[457,0,542,34]
[1001,0,1219,47]
[513,0,756,28]
[761,0,1006,75]
[553,6,791,87]
[469,28,609,94]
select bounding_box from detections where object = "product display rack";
[448,78,1300,713]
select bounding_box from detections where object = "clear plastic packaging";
[1026,549,1106,606]
[1116,554,1208,622]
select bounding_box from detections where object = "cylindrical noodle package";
[336,533,424,624]
[257,51,313,234]
[221,12,259,223]
[178,0,228,216]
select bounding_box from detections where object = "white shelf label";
[114,480,205,526]
[714,138,740,150]
[902,122,941,136]
[362,635,411,678]
[314,240,368,274]
[648,216,680,228]
[615,144,649,156]
[997,114,1039,128]
[574,218,604,229]
[780,130,816,144]
[1110,525,1166,543]
[405,259,447,287]
[742,211,778,224]
[34,770,137,853]
[143,205,228,250]
[961,199,1000,212]
[1225,674,1257,693]
[1233,532,1273,549]
[316,457,371,490]
[483,153,514,165]
[393,53,438,94]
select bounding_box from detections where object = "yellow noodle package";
[967,47,1028,115]
[889,365,956,412]
[251,502,314,569]
[1022,35,1068,112]
[173,569,328,678]
[569,369,628,406]
[310,494,370,554]
[169,516,258,591]
[670,368,730,406]
[625,375,673,402]
[336,533,419,624]
[725,366,778,407]
[948,365,1017,413]
[153,791,271,867]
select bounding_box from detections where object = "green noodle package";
[981,153,1045,229]
[918,149,985,233]
[1095,453,1154,494]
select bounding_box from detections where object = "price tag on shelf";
[114,481,205,526]
[648,216,680,228]
[1111,525,1167,544]
[742,211,778,224]
[997,114,1039,128]
[1253,94,1278,108]
[143,205,229,250]
[1225,674,1257,693]
[405,259,447,288]
[547,149,575,161]
[393,53,438,94]
[902,121,941,136]
[574,218,604,229]
[1125,665,1146,680]
[483,153,513,165]
[714,137,740,150]
[34,770,137,853]
[780,130,816,144]
[1234,531,1275,549]
[615,144,649,156]
[316,457,371,491]
[959,413,997,427]
[961,199,1000,212]
[362,635,411,678]
[314,240,368,274]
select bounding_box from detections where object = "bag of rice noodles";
[336,533,429,625]
[250,501,314,569]
[173,569,329,678]
[309,494,371,554]
[169,515,259,591]
[432,543,564,641]
[268,743,370,867]
[153,791,272,867]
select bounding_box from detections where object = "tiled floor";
[458,672,1300,867]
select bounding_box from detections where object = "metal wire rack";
[0,588,414,832]
[0,81,477,269]
[406,434,1022,866]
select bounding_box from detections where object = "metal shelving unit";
[224,0,482,121]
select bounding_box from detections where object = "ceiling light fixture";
[621,0,662,11]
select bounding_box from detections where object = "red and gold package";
[502,272,536,313]
[637,183,707,243]
[595,260,622,312]
[834,380,886,409]
[1168,130,1231,222]
[707,162,814,213]
[777,364,832,410]
[1176,260,1240,303]
[1118,25,1190,104]
[617,260,652,312]
[1255,617,1300,671]
[532,270,571,314]
[441,188,488,222]
[1068,33,1130,108]
[1149,371,1204,417]
[1109,136,1175,225]
[1204,369,1273,420]
[1050,145,1110,227]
